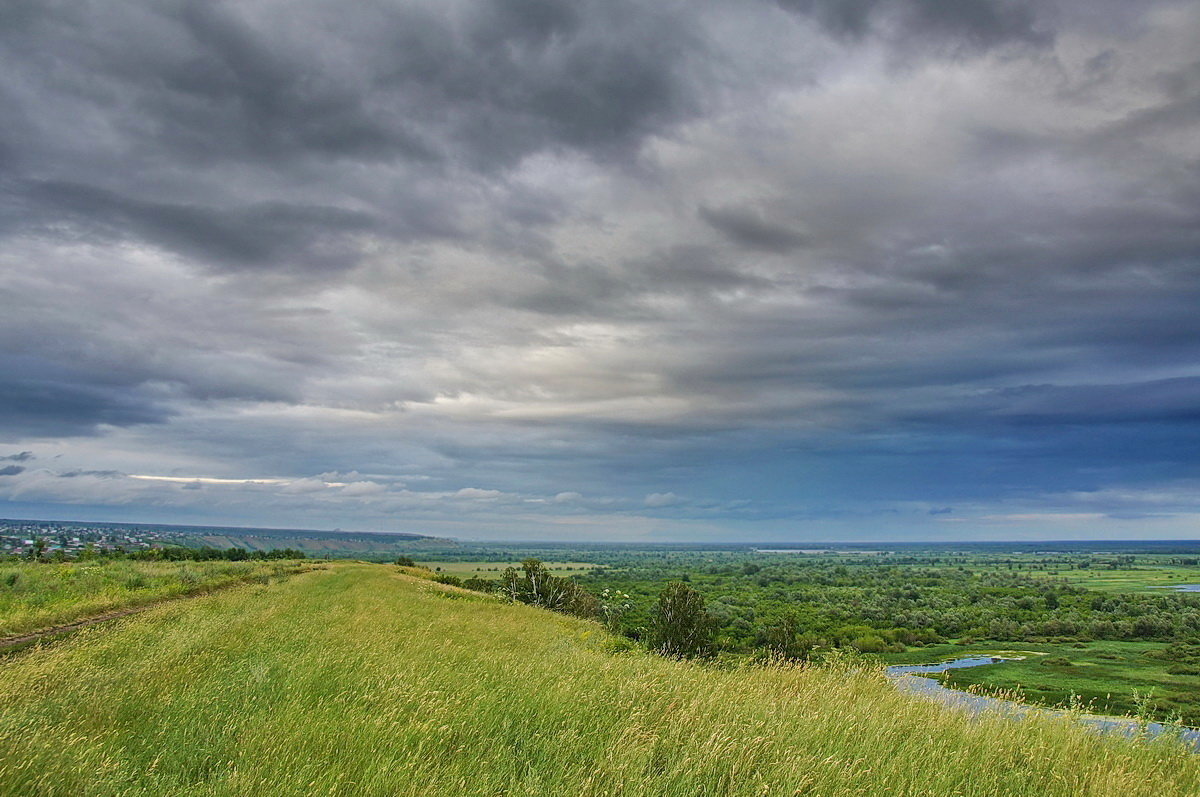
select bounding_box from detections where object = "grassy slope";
[1,565,1198,796]
[0,560,305,638]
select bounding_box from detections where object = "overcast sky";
[1,0,1198,541]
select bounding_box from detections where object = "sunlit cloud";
[128,475,298,486]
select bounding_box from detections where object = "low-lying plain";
[1,563,1198,796]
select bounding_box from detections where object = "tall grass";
[0,564,1197,796]
[0,559,304,637]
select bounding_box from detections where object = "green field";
[416,560,604,578]
[1023,566,1200,593]
[1,563,1197,796]
[921,640,1200,724]
[0,559,305,639]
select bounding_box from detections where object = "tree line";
[405,557,716,659]
[8,541,307,563]
[409,554,1200,661]
[575,558,1200,654]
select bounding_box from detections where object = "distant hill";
[184,529,455,556]
[0,517,454,557]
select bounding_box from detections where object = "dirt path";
[0,567,320,652]
[0,603,167,651]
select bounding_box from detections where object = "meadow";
[930,640,1200,724]
[1,563,1198,796]
[1022,566,1200,593]
[0,559,305,639]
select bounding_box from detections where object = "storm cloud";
[0,0,1198,540]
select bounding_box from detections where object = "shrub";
[461,577,495,593]
[850,634,890,654]
[496,559,599,620]
[647,581,714,659]
[757,613,820,661]
[601,636,641,655]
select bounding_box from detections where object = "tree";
[522,558,561,606]
[497,559,598,620]
[648,581,713,658]
[758,611,816,661]
[394,555,417,567]
[562,580,599,619]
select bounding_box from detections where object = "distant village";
[0,520,191,559]
[0,518,440,561]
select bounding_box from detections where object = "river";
[885,656,1200,751]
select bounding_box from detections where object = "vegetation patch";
[935,641,1200,724]
[0,564,1197,796]
[0,559,308,638]
[402,559,605,579]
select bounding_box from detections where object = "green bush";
[647,581,714,659]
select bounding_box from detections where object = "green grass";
[416,560,604,578]
[0,559,306,638]
[1020,565,1200,592]
[1,564,1198,796]
[927,641,1200,725]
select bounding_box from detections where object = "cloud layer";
[1,0,1198,540]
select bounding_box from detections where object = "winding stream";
[885,656,1200,751]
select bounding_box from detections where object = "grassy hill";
[1,564,1198,796]
[184,529,450,556]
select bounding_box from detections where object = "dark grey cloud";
[0,0,702,174]
[0,0,1197,538]
[13,180,376,272]
[776,0,1049,49]
[0,452,33,462]
[367,0,700,167]
[698,205,809,253]
[0,466,24,476]
[0,1,435,169]
[170,0,438,163]
[0,0,710,287]
[0,356,173,439]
